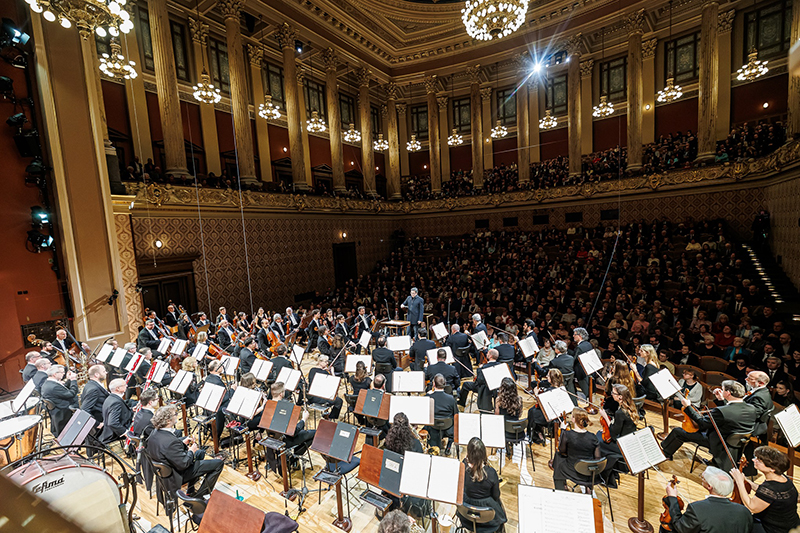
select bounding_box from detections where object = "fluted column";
[275,24,307,190]
[189,18,220,175]
[790,4,800,139]
[698,1,720,162]
[580,59,593,155]
[358,67,375,194]
[438,96,450,182]
[642,38,657,145]
[397,102,409,177]
[481,87,493,170]
[322,49,344,192]
[516,57,530,182]
[528,78,541,163]
[121,31,153,164]
[248,45,273,182]
[148,0,188,176]
[385,83,402,199]
[424,75,442,193]
[219,0,255,184]
[717,10,735,140]
[467,64,484,188]
[567,35,582,177]
[626,10,645,171]
[296,68,313,189]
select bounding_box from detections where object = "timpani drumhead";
[0,415,40,441]
[0,397,40,420]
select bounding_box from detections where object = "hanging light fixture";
[26,0,133,37]
[447,128,463,146]
[99,40,137,79]
[374,133,389,151]
[593,27,615,118]
[305,52,327,133]
[342,67,361,142]
[192,0,221,105]
[462,0,529,41]
[539,109,557,129]
[657,1,683,103]
[407,82,421,152]
[736,50,769,82]
[490,62,508,138]
[258,94,281,120]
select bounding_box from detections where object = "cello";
[660,475,684,531]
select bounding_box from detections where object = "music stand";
[258,399,302,498]
[310,420,359,532]
[227,387,264,481]
[197,490,265,533]
[355,389,391,446]
[357,443,403,512]
[197,383,226,453]
[57,410,96,447]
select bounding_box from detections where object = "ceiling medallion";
[373,133,389,151]
[343,123,361,143]
[539,110,557,130]
[258,95,281,120]
[462,0,529,41]
[193,69,221,104]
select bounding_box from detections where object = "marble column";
[219,0,255,184]
[121,30,153,165]
[642,38,657,146]
[275,23,307,190]
[385,83,402,199]
[567,35,583,177]
[322,48,344,192]
[424,75,442,193]
[397,102,409,177]
[358,67,376,194]
[790,3,800,139]
[296,68,313,189]
[717,9,735,140]
[148,0,188,176]
[467,64,484,188]
[89,37,125,194]
[189,18,221,176]
[438,96,450,182]
[528,78,541,163]
[516,58,530,182]
[580,59,594,156]
[697,1,720,162]
[481,87,493,170]
[626,10,645,171]
[248,45,273,182]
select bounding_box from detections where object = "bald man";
[100,378,134,444]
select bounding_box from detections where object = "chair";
[176,490,207,532]
[632,395,648,426]
[431,417,454,455]
[699,357,729,373]
[344,393,358,424]
[675,365,706,383]
[571,458,613,522]
[456,346,472,368]
[704,371,736,389]
[689,432,751,473]
[500,418,534,475]
[41,398,56,430]
[455,503,496,533]
[150,460,177,533]
[318,456,360,509]
[561,371,576,399]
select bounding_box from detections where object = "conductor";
[401,287,425,338]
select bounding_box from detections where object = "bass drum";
[8,454,125,533]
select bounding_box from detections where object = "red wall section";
[146,91,162,142]
[374,152,385,176]
[593,115,627,151]
[450,144,471,172]
[101,81,130,136]
[310,135,332,168]
[655,98,699,139]
[409,150,430,175]
[540,127,568,160]
[731,74,788,125]
[493,136,518,167]
[215,110,235,153]
[268,125,290,161]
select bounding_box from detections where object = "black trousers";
[458,381,479,407]
[660,428,710,458]
[182,450,224,497]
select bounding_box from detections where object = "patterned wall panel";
[114,214,144,336]
[764,177,800,285]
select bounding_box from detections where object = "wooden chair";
[699,356,729,373]
[675,365,706,383]
[704,371,736,389]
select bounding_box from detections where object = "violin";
[600,397,612,443]
[680,391,700,434]
[660,475,684,531]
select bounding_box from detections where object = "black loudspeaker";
[14,128,40,157]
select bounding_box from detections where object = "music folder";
[356,389,390,419]
[151,360,170,383]
[358,331,372,349]
[455,413,506,449]
[775,403,800,448]
[379,448,404,497]
[470,331,489,350]
[276,367,301,392]
[227,387,262,420]
[57,409,96,447]
[537,387,576,422]
[291,345,305,367]
[220,355,239,376]
[168,370,194,395]
[389,395,434,426]
[11,381,35,414]
[157,338,172,354]
[431,322,448,341]
[577,349,604,376]
[392,371,425,393]
[125,354,144,374]
[482,363,514,390]
[311,419,360,463]
[345,353,373,373]
[109,348,128,368]
[192,343,208,361]
[518,337,539,359]
[426,346,455,365]
[263,399,298,435]
[171,339,188,355]
[517,484,600,533]
[308,373,341,401]
[95,343,114,363]
[399,452,465,505]
[387,336,412,352]
[197,490,265,533]
[648,368,683,400]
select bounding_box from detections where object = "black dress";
[596,409,637,476]
[526,384,557,440]
[459,461,507,533]
[753,478,800,533]
[553,429,600,490]
[640,364,660,401]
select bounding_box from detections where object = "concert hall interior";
[1,0,800,531]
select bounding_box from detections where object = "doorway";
[332,242,357,288]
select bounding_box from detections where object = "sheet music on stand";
[456,413,505,449]
[537,388,576,422]
[518,484,597,533]
[291,345,305,367]
[250,359,273,382]
[431,322,448,341]
[775,404,800,448]
[151,360,170,383]
[125,354,144,374]
[227,387,262,420]
[345,354,373,373]
[648,368,683,400]
[220,355,239,376]
[577,349,604,376]
[398,452,463,505]
[171,339,188,355]
[157,338,172,354]
[426,346,455,365]
[11,381,35,414]
[168,370,194,395]
[389,395,433,425]
[308,373,341,401]
[470,331,489,351]
[482,363,513,390]
[618,427,667,475]
[387,336,412,352]
[192,344,208,361]
[518,337,539,359]
[109,348,127,368]
[276,367,301,392]
[358,331,372,349]
[95,343,114,363]
[197,383,226,413]
[392,371,425,393]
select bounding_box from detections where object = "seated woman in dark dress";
[348,361,372,424]
[383,413,424,514]
[631,344,659,401]
[602,360,637,416]
[553,407,600,491]
[458,437,507,533]
[527,368,563,445]
[494,377,522,458]
[597,384,639,486]
[180,356,200,406]
[730,446,800,533]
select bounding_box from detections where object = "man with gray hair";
[22,351,41,382]
[32,357,52,392]
[458,348,501,412]
[41,364,78,435]
[269,313,286,342]
[100,378,134,444]
[662,380,757,470]
[662,466,752,533]
[401,287,425,338]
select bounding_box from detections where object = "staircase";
[740,243,800,314]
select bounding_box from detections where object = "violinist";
[470,313,489,365]
[324,308,336,331]
[181,356,200,406]
[305,309,321,352]
[661,467,752,533]
[495,332,515,366]
[236,373,266,432]
[177,313,193,341]
[353,306,374,354]
[138,319,162,351]
[495,377,522,459]
[458,348,500,413]
[410,328,436,372]
[553,407,600,491]
[458,437,507,533]
[424,374,457,454]
[252,308,266,334]
[269,314,286,343]
[572,328,594,401]
[317,326,333,358]
[307,356,343,420]
[371,336,398,392]
[216,320,236,350]
[238,337,257,375]
[603,360,637,416]
[674,369,703,409]
[270,382,315,457]
[205,360,233,434]
[425,348,460,392]
[329,335,347,376]
[527,368,564,445]
[257,318,272,354]
[632,344,661,401]
[235,312,250,337]
[215,307,233,328]
[348,361,371,424]
[446,324,473,380]
[334,314,349,341]
[597,384,639,488]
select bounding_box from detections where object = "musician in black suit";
[22,351,40,382]
[401,287,425,338]
[216,320,236,350]
[284,307,302,334]
[100,379,134,444]
[371,336,398,392]
[32,358,51,392]
[132,388,160,491]
[424,374,457,454]
[470,313,489,365]
[305,309,321,353]
[256,318,272,354]
[316,326,332,358]
[410,328,436,371]
[80,364,109,430]
[446,323,473,380]
[238,337,257,375]
[41,364,79,436]
[719,371,772,437]
[495,333,516,365]
[572,327,593,400]
[268,345,294,383]
[764,356,790,387]
[204,360,233,434]
[458,349,501,412]
[195,313,212,335]
[215,307,233,328]
[146,405,223,498]
[164,304,180,328]
[138,320,162,351]
[135,348,173,387]
[40,342,59,363]
[353,306,374,355]
[661,380,757,470]
[270,382,315,456]
[334,314,349,340]
[661,466,753,533]
[269,314,287,343]
[52,329,70,358]
[425,348,460,392]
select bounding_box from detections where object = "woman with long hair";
[495,377,522,458]
[553,408,600,491]
[456,437,507,533]
[603,360,637,415]
[527,368,564,444]
[180,356,199,406]
[632,344,660,400]
[598,384,640,487]
[384,413,422,455]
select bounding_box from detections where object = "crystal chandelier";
[193,69,221,104]
[26,0,134,36]
[258,95,281,120]
[407,134,421,152]
[490,119,507,139]
[343,123,361,143]
[539,110,557,130]
[99,41,137,79]
[736,50,769,82]
[373,133,389,151]
[447,128,463,146]
[656,77,683,103]
[462,0,529,41]
[307,110,326,133]
[592,95,614,118]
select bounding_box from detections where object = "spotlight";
[295,40,303,53]
[26,157,45,174]
[342,232,347,238]
[30,206,49,227]
[762,102,769,109]
[27,229,53,252]
[6,112,26,127]
[1,18,29,46]
[532,62,542,74]
[107,289,119,305]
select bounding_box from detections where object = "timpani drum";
[0,397,40,420]
[0,415,40,466]
[8,454,125,533]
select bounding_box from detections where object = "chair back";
[151,460,174,480]
[561,371,575,383]
[574,457,608,477]
[176,489,208,517]
[632,395,646,417]
[456,503,495,526]
[433,417,454,431]
[42,398,56,412]
[699,356,729,373]
[705,371,736,388]
[725,432,751,450]
[675,365,706,383]
[455,347,471,358]
[375,363,393,375]
[344,393,358,409]
[504,418,527,440]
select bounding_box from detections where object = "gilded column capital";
[217,0,244,21]
[466,64,483,85]
[356,67,372,87]
[580,59,594,79]
[381,104,388,118]
[385,82,400,100]
[247,44,264,68]
[276,23,297,50]
[625,9,646,36]
[423,75,438,95]
[437,95,448,110]
[188,17,209,46]
[718,9,735,34]
[396,102,407,116]
[566,34,583,58]
[321,48,338,71]
[480,87,492,101]
[642,38,657,59]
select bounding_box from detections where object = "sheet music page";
[171,339,187,355]
[389,396,433,425]
[192,344,208,361]
[228,387,261,419]
[309,373,341,401]
[345,354,373,373]
[518,337,539,358]
[220,355,239,376]
[618,427,666,474]
[291,345,305,366]
[157,338,172,354]
[431,322,448,341]
[197,383,225,412]
[518,485,596,533]
[11,381,35,413]
[481,414,506,449]
[125,354,143,373]
[482,363,513,390]
[251,359,273,382]
[276,367,301,391]
[578,350,604,375]
[168,370,193,394]
[392,371,425,393]
[649,368,683,400]
[538,388,575,421]
[109,348,127,368]
[457,413,481,444]
[387,336,412,352]
[470,331,489,350]
[359,331,372,348]
[151,361,169,382]
[398,451,431,499]
[428,456,462,504]
[775,404,800,448]
[426,346,455,365]
[96,344,114,363]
